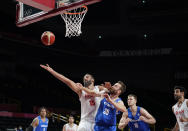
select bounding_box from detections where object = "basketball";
[41,31,55,46]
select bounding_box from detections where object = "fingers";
[40,64,49,68]
[40,64,45,68]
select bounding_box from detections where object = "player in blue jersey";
[26,107,49,131]
[118,94,156,131]
[78,81,127,131]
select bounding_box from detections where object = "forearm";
[110,101,126,112]
[183,118,188,122]
[118,119,129,129]
[172,126,179,131]
[81,87,101,97]
[48,70,79,93]
[143,118,156,124]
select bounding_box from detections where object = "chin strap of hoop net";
[59,4,88,37]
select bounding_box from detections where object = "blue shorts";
[94,124,116,131]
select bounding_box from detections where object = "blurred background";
[0,0,188,130]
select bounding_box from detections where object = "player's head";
[83,73,95,87]
[68,115,75,124]
[174,86,187,101]
[109,81,126,96]
[127,94,137,107]
[38,107,47,118]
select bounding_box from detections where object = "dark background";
[1,0,188,130]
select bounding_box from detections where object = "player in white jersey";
[172,86,188,131]
[40,64,106,131]
[63,115,78,131]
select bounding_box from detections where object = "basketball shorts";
[94,124,116,131]
[77,120,95,131]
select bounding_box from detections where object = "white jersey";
[79,86,100,123]
[173,99,188,131]
[64,123,77,131]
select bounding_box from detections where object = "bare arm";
[76,83,106,97]
[62,125,65,131]
[40,64,81,96]
[118,111,130,129]
[172,122,179,131]
[104,94,126,112]
[31,118,39,128]
[140,107,156,124]
[172,107,179,131]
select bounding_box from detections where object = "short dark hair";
[118,81,126,94]
[38,107,47,114]
[128,94,137,101]
[174,86,187,96]
[69,115,74,119]
[84,73,95,82]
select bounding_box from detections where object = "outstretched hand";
[40,64,53,72]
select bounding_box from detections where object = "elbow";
[118,125,123,130]
[153,119,156,124]
[118,123,125,130]
[121,107,126,113]
[151,118,156,124]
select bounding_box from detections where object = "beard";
[84,80,92,87]
[109,88,117,95]
[174,95,181,101]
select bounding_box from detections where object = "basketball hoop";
[58,2,88,37]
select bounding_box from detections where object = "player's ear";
[118,90,121,95]
[91,78,94,83]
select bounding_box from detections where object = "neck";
[40,116,45,119]
[88,84,94,90]
[110,94,119,100]
[69,123,73,126]
[130,105,137,112]
[178,97,185,104]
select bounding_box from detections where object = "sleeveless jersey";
[34,116,48,131]
[79,86,100,123]
[128,106,150,131]
[95,97,122,126]
[173,99,188,131]
[64,123,77,131]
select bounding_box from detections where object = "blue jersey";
[34,116,48,131]
[128,106,150,131]
[95,98,122,126]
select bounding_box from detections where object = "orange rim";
[63,5,88,15]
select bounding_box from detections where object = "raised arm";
[140,107,156,124]
[40,64,81,96]
[76,83,103,97]
[118,111,130,129]
[104,94,126,112]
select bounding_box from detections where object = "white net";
[60,6,88,37]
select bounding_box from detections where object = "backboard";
[16,0,101,27]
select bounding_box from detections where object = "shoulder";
[116,97,123,102]
[172,103,177,111]
[46,118,49,122]
[140,107,148,114]
[33,117,39,122]
[64,123,68,127]
[186,99,188,107]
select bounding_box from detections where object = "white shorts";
[77,120,95,131]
